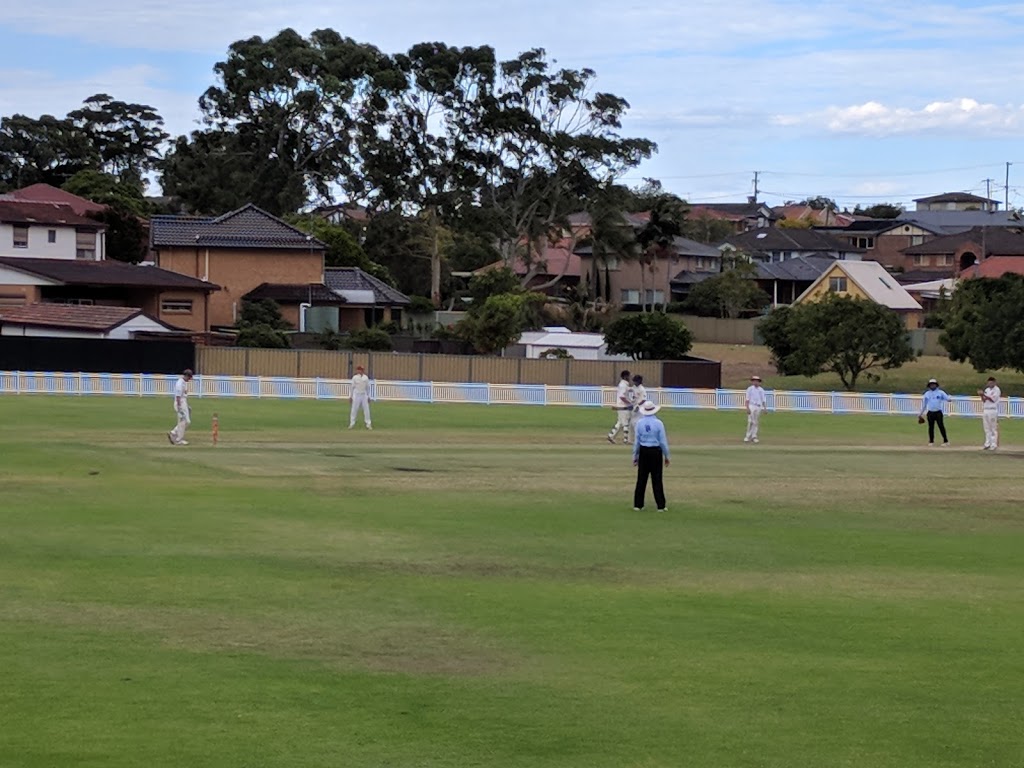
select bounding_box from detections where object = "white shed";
[517,327,630,361]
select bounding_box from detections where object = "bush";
[349,327,393,351]
[922,313,945,329]
[539,347,573,359]
[603,312,693,360]
[408,295,435,315]
[376,320,400,335]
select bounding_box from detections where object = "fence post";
[517,357,523,385]
[565,359,570,386]
[468,356,473,383]
[244,348,251,377]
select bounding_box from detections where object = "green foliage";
[682,264,770,319]
[314,328,345,351]
[408,295,436,315]
[67,94,168,185]
[777,216,814,230]
[286,215,396,286]
[349,327,393,351]
[459,292,546,354]
[236,299,291,348]
[853,203,904,219]
[360,211,436,298]
[941,274,1024,372]
[63,170,150,215]
[603,312,693,360]
[682,211,735,245]
[467,267,522,305]
[760,294,916,390]
[800,196,838,212]
[89,206,149,264]
[539,347,573,359]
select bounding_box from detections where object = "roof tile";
[150,204,327,250]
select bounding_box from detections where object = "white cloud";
[776,98,1024,137]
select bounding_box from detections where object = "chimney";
[747,196,756,205]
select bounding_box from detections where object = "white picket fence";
[0,370,1019,419]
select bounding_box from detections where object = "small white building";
[0,304,182,339]
[515,326,631,361]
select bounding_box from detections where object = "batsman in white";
[607,370,634,444]
[349,365,372,430]
[979,376,1001,450]
[167,368,193,446]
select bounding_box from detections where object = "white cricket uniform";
[349,373,372,428]
[745,384,767,442]
[608,380,634,442]
[982,384,1001,449]
[170,376,191,444]
[630,384,648,429]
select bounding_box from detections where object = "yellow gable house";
[795,260,923,329]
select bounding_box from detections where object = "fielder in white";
[979,376,1001,450]
[167,369,193,446]
[349,365,372,430]
[744,374,767,444]
[607,370,634,444]
[629,374,649,433]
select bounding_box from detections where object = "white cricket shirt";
[351,373,370,396]
[633,384,648,407]
[173,376,189,407]
[616,379,632,408]
[746,385,766,408]
[983,385,1001,412]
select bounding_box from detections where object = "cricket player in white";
[979,376,1001,450]
[167,369,193,446]
[349,365,372,430]
[629,374,648,433]
[607,370,634,444]
[744,375,767,443]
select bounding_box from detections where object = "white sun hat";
[638,400,661,416]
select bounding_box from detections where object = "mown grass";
[691,342,1024,396]
[1,396,1023,768]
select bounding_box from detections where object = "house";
[902,278,957,313]
[0,257,218,333]
[754,256,837,306]
[823,219,940,271]
[0,303,183,339]
[1,183,106,217]
[0,200,106,261]
[718,227,865,263]
[688,199,777,232]
[901,226,1024,274]
[898,210,1021,235]
[795,260,923,329]
[323,267,411,330]
[957,256,1024,279]
[914,192,1000,212]
[773,204,856,228]
[150,204,328,330]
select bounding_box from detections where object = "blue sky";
[4,0,1024,209]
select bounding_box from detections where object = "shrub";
[349,327,393,351]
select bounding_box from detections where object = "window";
[828,276,848,293]
[912,255,929,267]
[13,225,28,248]
[46,298,94,306]
[602,257,619,270]
[644,290,665,304]
[856,237,875,249]
[938,255,954,266]
[161,299,194,314]
[0,294,26,307]
[910,235,926,246]
[75,230,97,260]
[47,229,57,243]
[620,289,641,305]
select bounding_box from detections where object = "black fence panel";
[0,337,194,374]
[661,357,722,389]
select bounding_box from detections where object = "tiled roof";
[0,200,104,228]
[0,303,176,332]
[962,256,1024,278]
[895,269,955,285]
[670,270,717,286]
[2,183,107,216]
[839,219,906,234]
[755,256,837,281]
[324,267,411,306]
[689,202,777,219]
[902,227,1024,256]
[914,192,999,205]
[900,211,1020,234]
[0,257,219,290]
[720,227,864,253]
[772,205,856,227]
[243,283,348,305]
[150,204,327,250]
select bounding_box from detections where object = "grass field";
[691,342,1024,396]
[2,395,1023,768]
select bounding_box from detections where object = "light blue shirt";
[633,415,670,460]
[921,388,950,413]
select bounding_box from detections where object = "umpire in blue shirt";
[918,377,951,446]
[632,400,670,511]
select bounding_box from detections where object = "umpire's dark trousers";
[927,410,948,443]
[634,446,666,510]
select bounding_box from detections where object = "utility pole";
[985,178,993,203]
[1006,162,1013,211]
[752,171,760,202]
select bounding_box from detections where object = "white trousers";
[745,406,763,440]
[609,409,631,440]
[983,410,999,448]
[350,393,371,427]
[171,406,191,443]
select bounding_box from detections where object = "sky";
[3,0,1024,210]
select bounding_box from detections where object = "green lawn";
[2,396,1023,768]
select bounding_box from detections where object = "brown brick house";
[150,204,328,329]
[901,227,1024,276]
[824,219,941,271]
[0,257,217,333]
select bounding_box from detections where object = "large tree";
[604,311,693,360]
[683,263,770,319]
[67,94,168,188]
[162,28,398,215]
[941,274,1024,372]
[0,114,97,190]
[760,294,916,390]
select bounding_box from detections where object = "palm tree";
[636,195,686,311]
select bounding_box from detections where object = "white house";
[514,326,630,361]
[0,304,182,339]
[0,200,106,261]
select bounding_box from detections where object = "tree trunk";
[430,207,442,308]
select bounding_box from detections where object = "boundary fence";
[1,371,1020,419]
